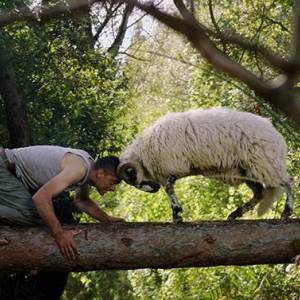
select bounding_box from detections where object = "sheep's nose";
[150,182,160,192]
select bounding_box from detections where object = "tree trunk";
[108,3,134,57]
[0,32,31,147]
[1,220,300,271]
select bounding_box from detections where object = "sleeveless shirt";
[4,145,94,191]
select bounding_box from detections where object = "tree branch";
[92,2,123,43]
[108,3,134,56]
[0,0,294,73]
[265,16,291,34]
[1,0,300,126]
[125,0,275,98]
[0,220,300,271]
[173,0,191,19]
[172,0,293,73]
[0,0,98,27]
[121,0,300,127]
[291,0,300,64]
[208,0,227,53]
[0,32,32,147]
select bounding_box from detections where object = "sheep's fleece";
[119,108,291,217]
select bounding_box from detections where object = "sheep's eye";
[127,167,134,174]
[126,168,137,183]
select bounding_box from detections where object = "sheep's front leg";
[165,175,183,223]
[282,181,294,219]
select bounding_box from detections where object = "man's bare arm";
[32,154,86,260]
[74,185,124,223]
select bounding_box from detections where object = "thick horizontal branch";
[125,0,300,127]
[125,1,274,95]
[0,220,300,272]
[177,0,291,72]
[0,0,97,27]
[0,0,292,73]
[1,0,300,126]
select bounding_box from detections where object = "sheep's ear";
[117,162,137,184]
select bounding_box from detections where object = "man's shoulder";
[62,153,88,169]
[60,154,88,183]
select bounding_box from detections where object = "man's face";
[94,169,121,195]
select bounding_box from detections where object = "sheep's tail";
[257,187,283,216]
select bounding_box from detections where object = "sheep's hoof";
[173,217,183,223]
[172,207,183,223]
[227,207,244,220]
[281,207,293,221]
[281,213,292,221]
[227,213,238,221]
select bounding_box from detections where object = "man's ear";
[96,169,105,178]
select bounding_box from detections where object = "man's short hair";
[95,156,120,174]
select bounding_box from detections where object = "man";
[0,145,124,260]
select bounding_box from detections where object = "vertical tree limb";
[0,32,32,147]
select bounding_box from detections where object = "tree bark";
[0,32,32,147]
[108,3,134,57]
[1,220,300,272]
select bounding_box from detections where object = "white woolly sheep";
[118,108,293,222]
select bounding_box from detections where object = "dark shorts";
[0,157,76,226]
[0,156,42,225]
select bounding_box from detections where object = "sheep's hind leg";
[281,181,294,220]
[227,182,263,220]
[165,175,183,223]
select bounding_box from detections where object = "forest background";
[1,0,300,299]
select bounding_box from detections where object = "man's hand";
[74,192,125,224]
[54,229,82,260]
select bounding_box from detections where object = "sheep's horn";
[117,162,137,183]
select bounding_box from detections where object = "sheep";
[117,108,294,222]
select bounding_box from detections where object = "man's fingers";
[56,230,81,260]
[67,230,81,259]
[58,244,70,260]
[70,240,79,260]
[64,246,73,261]
[61,246,70,260]
[63,245,77,261]
[66,238,79,260]
[59,242,78,261]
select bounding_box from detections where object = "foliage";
[1,0,300,299]
[1,16,131,156]
[63,1,300,299]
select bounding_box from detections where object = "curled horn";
[117,162,138,184]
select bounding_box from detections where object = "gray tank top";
[5,145,94,191]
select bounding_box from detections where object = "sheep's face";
[117,161,160,193]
